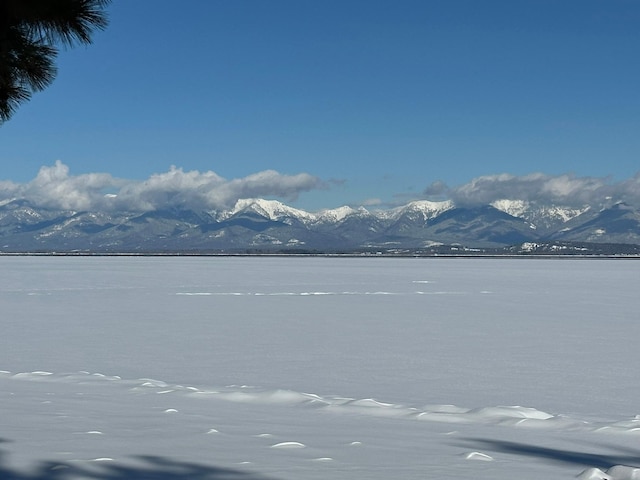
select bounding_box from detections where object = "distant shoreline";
[1,251,638,259]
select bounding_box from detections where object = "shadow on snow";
[456,438,640,470]
[0,441,278,480]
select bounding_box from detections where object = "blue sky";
[1,0,639,211]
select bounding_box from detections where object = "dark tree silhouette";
[0,0,110,123]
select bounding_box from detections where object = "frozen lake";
[1,256,639,479]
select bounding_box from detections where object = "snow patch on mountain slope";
[315,205,370,223]
[378,200,454,221]
[535,205,590,223]
[491,200,529,218]
[491,199,590,224]
[223,198,315,222]
[0,197,17,207]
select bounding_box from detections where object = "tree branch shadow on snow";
[0,444,279,480]
[455,438,640,470]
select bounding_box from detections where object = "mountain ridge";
[0,197,638,253]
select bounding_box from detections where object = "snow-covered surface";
[1,256,639,479]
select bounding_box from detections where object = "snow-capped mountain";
[0,197,638,253]
[549,202,640,245]
[380,200,454,221]
[490,199,592,233]
[219,199,315,224]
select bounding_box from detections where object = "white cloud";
[361,198,383,206]
[429,172,640,207]
[2,163,639,213]
[22,161,122,210]
[209,170,322,208]
[0,161,324,212]
[0,180,21,200]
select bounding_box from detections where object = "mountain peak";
[225,198,314,222]
[316,205,370,223]
[491,199,529,218]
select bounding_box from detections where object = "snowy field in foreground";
[0,256,639,479]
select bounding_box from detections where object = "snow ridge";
[7,369,639,433]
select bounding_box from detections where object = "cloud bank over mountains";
[427,172,640,208]
[0,161,323,211]
[1,161,639,212]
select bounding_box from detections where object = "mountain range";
[1,197,639,254]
